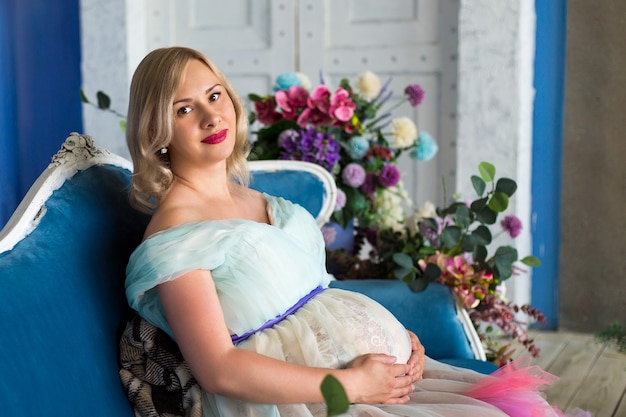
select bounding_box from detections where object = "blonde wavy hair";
[126,46,250,214]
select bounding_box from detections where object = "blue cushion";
[439,358,497,374]
[0,165,148,416]
[250,169,325,218]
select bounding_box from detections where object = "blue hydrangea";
[273,72,301,92]
[411,131,438,161]
[348,136,369,160]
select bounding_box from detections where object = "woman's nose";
[199,104,220,128]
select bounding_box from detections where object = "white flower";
[295,72,311,90]
[354,71,381,100]
[390,117,418,148]
[376,185,408,233]
[416,201,437,219]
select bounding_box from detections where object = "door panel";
[144,0,457,207]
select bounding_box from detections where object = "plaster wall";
[559,0,626,332]
[456,0,536,307]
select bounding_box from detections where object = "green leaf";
[487,192,509,212]
[422,262,441,281]
[460,234,476,252]
[96,91,111,110]
[247,93,264,102]
[521,255,541,267]
[79,88,89,104]
[494,246,518,263]
[470,197,488,213]
[493,246,518,280]
[441,226,462,249]
[421,217,439,232]
[475,206,497,224]
[393,253,414,270]
[394,267,415,282]
[495,178,517,197]
[471,175,486,197]
[478,162,496,182]
[408,277,430,292]
[471,225,492,245]
[321,375,350,416]
[455,204,471,229]
[473,245,488,264]
[119,120,127,132]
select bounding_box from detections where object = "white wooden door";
[144,0,458,207]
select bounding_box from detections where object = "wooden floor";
[509,330,626,417]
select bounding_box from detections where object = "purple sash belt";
[231,285,326,345]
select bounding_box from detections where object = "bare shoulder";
[142,202,195,240]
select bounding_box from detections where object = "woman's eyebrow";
[173,84,221,105]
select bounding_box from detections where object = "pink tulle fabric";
[464,357,594,417]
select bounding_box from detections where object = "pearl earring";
[160,148,168,154]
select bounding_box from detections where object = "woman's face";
[168,59,237,171]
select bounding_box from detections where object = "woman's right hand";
[345,353,415,404]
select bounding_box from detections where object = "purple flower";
[335,188,346,211]
[341,163,366,187]
[279,127,340,172]
[377,164,401,188]
[321,226,337,245]
[360,173,377,196]
[404,84,425,107]
[501,215,523,238]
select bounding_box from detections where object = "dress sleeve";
[125,221,237,336]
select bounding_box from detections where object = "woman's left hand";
[406,330,426,382]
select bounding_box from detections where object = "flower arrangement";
[247,71,438,231]
[327,161,543,364]
[247,72,544,364]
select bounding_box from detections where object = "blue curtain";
[0,1,18,225]
[531,0,567,329]
[0,0,83,227]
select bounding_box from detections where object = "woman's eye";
[209,92,221,102]
[177,105,192,115]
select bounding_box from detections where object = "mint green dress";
[126,195,512,417]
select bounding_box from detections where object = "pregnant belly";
[238,287,412,368]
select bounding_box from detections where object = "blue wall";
[0,0,83,226]
[531,0,567,329]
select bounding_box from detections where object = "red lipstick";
[202,129,228,144]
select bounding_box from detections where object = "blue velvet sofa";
[0,133,495,416]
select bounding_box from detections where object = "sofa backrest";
[0,133,337,416]
[0,161,147,416]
